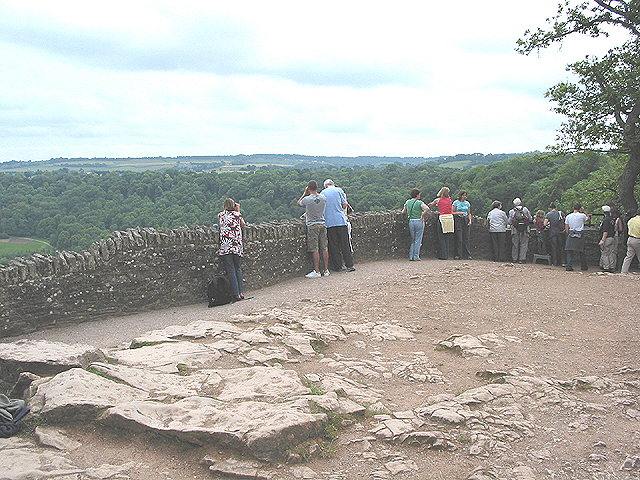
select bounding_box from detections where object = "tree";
[517,0,640,213]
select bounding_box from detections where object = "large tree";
[517,0,640,213]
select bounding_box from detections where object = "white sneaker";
[322,270,330,276]
[305,271,321,278]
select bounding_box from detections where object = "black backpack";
[207,275,232,307]
[513,207,530,232]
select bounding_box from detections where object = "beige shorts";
[306,223,328,252]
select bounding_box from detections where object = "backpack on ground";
[207,275,232,307]
[513,207,531,232]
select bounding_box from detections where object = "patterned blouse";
[217,210,244,256]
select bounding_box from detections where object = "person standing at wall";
[322,179,355,272]
[621,208,640,275]
[217,198,245,301]
[535,210,547,255]
[452,190,472,260]
[598,205,617,272]
[564,203,590,272]
[298,180,329,278]
[402,188,429,261]
[427,187,454,260]
[508,198,532,263]
[544,202,565,267]
[487,200,508,262]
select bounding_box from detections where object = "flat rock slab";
[100,396,327,461]
[109,341,222,373]
[130,320,243,346]
[0,339,104,386]
[28,367,149,422]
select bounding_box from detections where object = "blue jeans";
[221,254,243,296]
[408,219,425,260]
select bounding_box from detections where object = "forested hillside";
[0,152,634,258]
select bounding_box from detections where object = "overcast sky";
[0,0,628,162]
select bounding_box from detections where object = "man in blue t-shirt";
[322,179,355,272]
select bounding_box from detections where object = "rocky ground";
[1,258,640,480]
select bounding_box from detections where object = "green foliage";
[0,152,625,262]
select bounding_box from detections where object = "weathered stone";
[437,334,493,357]
[100,396,327,461]
[35,426,82,451]
[109,341,221,373]
[28,368,149,421]
[0,339,104,386]
[130,320,242,346]
[201,456,273,480]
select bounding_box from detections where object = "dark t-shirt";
[545,210,565,234]
[599,215,615,237]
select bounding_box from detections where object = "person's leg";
[338,226,354,268]
[519,232,529,262]
[550,233,559,265]
[489,232,498,261]
[438,219,447,259]
[322,250,329,273]
[414,220,425,260]
[462,223,471,258]
[232,254,244,296]
[408,220,418,260]
[621,238,640,273]
[454,217,463,259]
[565,250,574,271]
[326,227,342,271]
[579,251,588,271]
[511,234,519,262]
[312,251,320,272]
[498,232,506,262]
[222,254,239,296]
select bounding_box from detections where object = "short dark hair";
[573,203,582,211]
[410,188,420,198]
[549,202,556,209]
[492,200,502,209]
[308,180,318,191]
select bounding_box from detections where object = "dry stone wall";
[0,210,604,338]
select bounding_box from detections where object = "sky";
[0,0,630,162]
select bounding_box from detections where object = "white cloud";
[0,0,631,161]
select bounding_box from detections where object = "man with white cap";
[598,205,616,272]
[508,197,532,263]
[322,179,355,272]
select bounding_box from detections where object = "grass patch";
[0,238,55,264]
[304,380,326,396]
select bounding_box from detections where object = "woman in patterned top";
[217,198,245,301]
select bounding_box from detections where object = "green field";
[0,238,55,264]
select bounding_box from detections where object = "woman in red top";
[428,187,454,259]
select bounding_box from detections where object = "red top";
[437,197,453,215]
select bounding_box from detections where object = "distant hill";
[0,152,525,173]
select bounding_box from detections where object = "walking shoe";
[305,271,321,278]
[345,266,356,272]
[322,270,330,276]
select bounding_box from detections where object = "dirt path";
[10,259,640,479]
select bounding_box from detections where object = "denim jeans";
[408,219,425,260]
[221,254,243,296]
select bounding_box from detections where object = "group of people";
[402,187,472,261]
[215,179,356,300]
[403,187,640,274]
[214,185,640,302]
[297,179,355,278]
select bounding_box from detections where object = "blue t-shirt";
[453,200,470,215]
[322,186,348,227]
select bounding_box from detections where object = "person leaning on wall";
[217,198,245,301]
[402,188,429,261]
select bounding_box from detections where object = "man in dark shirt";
[544,202,565,266]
